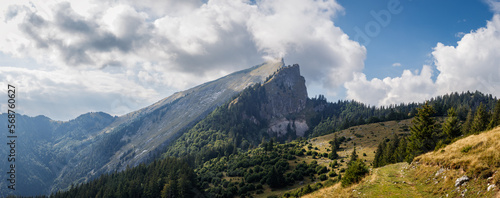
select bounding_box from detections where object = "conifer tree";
[267,166,285,188]
[395,137,407,162]
[470,103,489,134]
[442,107,461,139]
[385,133,399,164]
[488,100,500,129]
[349,147,358,164]
[461,109,474,135]
[373,142,385,168]
[328,134,339,160]
[407,103,437,162]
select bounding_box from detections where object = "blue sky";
[1,0,499,120]
[336,0,492,81]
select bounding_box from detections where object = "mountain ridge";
[0,60,286,196]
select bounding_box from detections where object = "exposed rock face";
[259,64,309,137]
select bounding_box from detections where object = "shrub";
[319,174,328,181]
[328,170,337,177]
[341,159,369,187]
[461,145,472,153]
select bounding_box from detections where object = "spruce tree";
[267,166,285,188]
[349,147,358,164]
[373,142,386,168]
[407,103,437,162]
[395,137,408,162]
[470,103,489,134]
[461,109,474,135]
[328,134,339,160]
[488,100,500,129]
[442,107,461,139]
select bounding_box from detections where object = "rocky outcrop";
[259,64,309,137]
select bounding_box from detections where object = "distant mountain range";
[0,60,285,196]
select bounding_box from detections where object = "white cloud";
[345,14,500,107]
[434,14,500,96]
[0,67,159,120]
[0,0,365,120]
[485,0,500,13]
[392,62,401,67]
[345,65,436,106]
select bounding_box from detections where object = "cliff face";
[259,64,309,137]
[260,64,308,120]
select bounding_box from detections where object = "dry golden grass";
[306,119,412,169]
[302,182,357,198]
[416,126,500,182]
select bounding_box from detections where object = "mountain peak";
[260,64,309,137]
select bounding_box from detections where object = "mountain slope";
[50,60,285,193]
[164,64,309,160]
[0,60,284,196]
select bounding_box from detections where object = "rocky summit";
[260,64,309,137]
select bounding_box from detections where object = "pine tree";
[395,137,407,162]
[328,134,339,160]
[373,142,386,168]
[407,103,437,162]
[267,166,285,188]
[470,103,489,134]
[349,147,358,164]
[442,107,461,139]
[488,100,500,129]
[385,133,399,164]
[461,109,474,135]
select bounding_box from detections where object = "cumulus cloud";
[0,0,365,120]
[392,63,401,67]
[345,66,436,106]
[434,14,500,96]
[248,0,365,89]
[345,14,500,107]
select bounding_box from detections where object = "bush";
[316,166,328,174]
[461,145,472,153]
[319,174,328,181]
[328,170,337,177]
[341,159,369,187]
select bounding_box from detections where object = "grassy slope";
[305,127,500,198]
[305,119,412,171]
[254,119,412,198]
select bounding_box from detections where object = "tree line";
[374,99,500,168]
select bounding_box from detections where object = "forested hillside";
[49,89,498,198]
[51,157,200,198]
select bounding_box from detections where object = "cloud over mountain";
[0,0,365,120]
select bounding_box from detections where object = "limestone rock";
[455,176,469,187]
